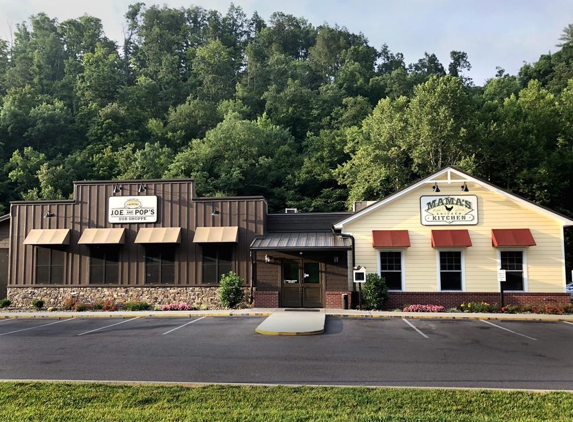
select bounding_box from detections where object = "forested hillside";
[1,4,573,218]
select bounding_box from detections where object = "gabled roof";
[334,167,573,229]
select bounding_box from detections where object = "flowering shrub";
[102,300,117,312]
[500,303,573,314]
[162,302,194,311]
[73,302,90,312]
[459,302,498,313]
[62,296,76,310]
[403,304,445,312]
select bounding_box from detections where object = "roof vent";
[353,201,377,212]
[285,208,298,214]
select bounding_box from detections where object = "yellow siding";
[344,183,566,293]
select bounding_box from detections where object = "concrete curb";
[1,309,573,322]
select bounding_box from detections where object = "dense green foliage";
[0,382,572,421]
[1,4,573,224]
[361,273,389,310]
[218,271,245,308]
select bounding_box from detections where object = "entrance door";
[280,260,323,308]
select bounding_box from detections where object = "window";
[36,247,65,284]
[90,247,119,284]
[144,245,175,284]
[202,244,233,284]
[500,251,524,291]
[439,251,462,291]
[379,251,402,290]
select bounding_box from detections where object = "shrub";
[501,304,520,314]
[125,301,151,311]
[93,301,104,310]
[73,302,88,312]
[459,301,498,313]
[32,299,44,310]
[218,271,245,308]
[403,304,445,312]
[102,300,117,312]
[161,302,193,311]
[62,296,76,311]
[361,273,389,310]
[0,299,11,308]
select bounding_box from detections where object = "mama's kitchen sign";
[108,196,158,223]
[420,195,478,226]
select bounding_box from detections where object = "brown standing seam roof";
[372,230,411,248]
[193,227,239,243]
[23,229,71,245]
[492,229,536,247]
[134,227,181,244]
[250,232,352,250]
[431,230,472,248]
[78,228,126,245]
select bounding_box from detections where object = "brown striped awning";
[193,227,239,243]
[23,229,71,246]
[372,230,411,248]
[250,232,351,250]
[78,228,126,245]
[134,227,181,244]
[431,230,472,248]
[492,229,536,247]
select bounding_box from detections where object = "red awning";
[492,229,536,247]
[431,230,472,248]
[372,230,411,248]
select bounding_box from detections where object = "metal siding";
[9,180,266,287]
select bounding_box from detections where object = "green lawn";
[0,382,571,421]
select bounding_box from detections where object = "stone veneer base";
[7,286,252,310]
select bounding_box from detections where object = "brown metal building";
[2,178,354,309]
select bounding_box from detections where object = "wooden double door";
[280,259,323,308]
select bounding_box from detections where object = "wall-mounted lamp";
[432,182,441,193]
[334,256,339,264]
[137,183,146,193]
[112,184,122,194]
[461,182,469,192]
[265,254,273,263]
[43,211,55,219]
[211,208,220,216]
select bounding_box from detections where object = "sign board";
[497,269,507,282]
[420,195,478,226]
[108,196,158,223]
[353,269,366,283]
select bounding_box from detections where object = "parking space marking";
[564,321,573,326]
[402,318,429,338]
[77,317,140,336]
[162,317,206,335]
[0,318,73,336]
[480,320,537,340]
[0,319,11,323]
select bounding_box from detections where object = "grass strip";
[0,382,571,421]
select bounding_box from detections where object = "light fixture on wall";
[112,184,122,194]
[432,182,440,193]
[461,182,469,192]
[137,183,146,193]
[265,254,273,263]
[334,255,339,264]
[211,208,220,216]
[43,211,55,219]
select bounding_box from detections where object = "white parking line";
[0,319,11,323]
[0,318,73,336]
[163,317,206,335]
[480,320,537,341]
[77,317,140,336]
[402,318,429,338]
[564,321,573,326]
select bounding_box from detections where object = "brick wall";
[326,291,353,309]
[254,291,279,307]
[385,292,571,310]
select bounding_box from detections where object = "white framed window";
[436,250,465,291]
[498,249,527,292]
[378,250,404,291]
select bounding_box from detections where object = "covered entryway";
[281,259,322,308]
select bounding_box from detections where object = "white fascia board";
[334,167,573,229]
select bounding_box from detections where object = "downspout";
[332,226,355,270]
[249,250,255,304]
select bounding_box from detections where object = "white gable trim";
[334,167,573,229]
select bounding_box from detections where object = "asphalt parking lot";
[0,316,572,390]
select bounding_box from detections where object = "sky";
[1,0,573,85]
